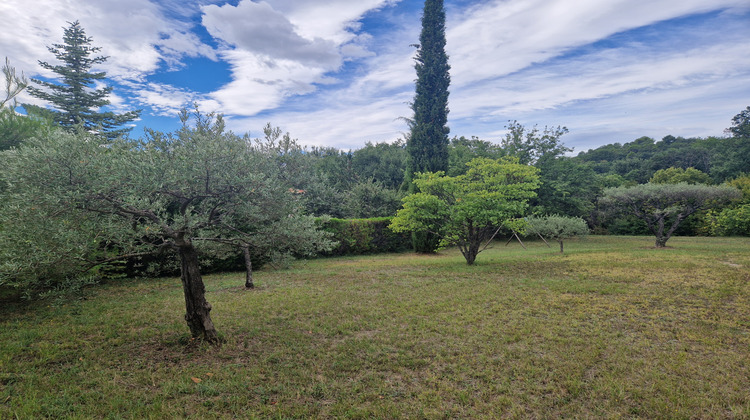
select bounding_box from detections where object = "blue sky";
[2,0,749,152]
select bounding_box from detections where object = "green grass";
[1,236,749,418]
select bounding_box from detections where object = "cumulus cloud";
[201,1,341,69]
[200,0,399,115]
[0,0,216,81]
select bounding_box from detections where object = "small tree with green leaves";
[525,215,589,253]
[390,157,539,265]
[599,183,740,248]
[26,21,140,139]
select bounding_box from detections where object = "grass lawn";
[1,236,749,418]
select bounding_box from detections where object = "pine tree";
[26,21,140,139]
[405,0,451,252]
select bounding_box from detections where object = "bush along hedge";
[319,217,412,256]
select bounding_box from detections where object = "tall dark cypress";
[27,21,140,140]
[406,0,451,185]
[406,0,451,252]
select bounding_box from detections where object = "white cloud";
[0,0,215,82]
[226,91,413,150]
[201,1,341,69]
[446,0,750,87]
[200,0,400,116]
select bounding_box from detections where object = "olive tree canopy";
[599,183,740,248]
[0,110,333,342]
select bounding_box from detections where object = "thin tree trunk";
[242,244,254,289]
[558,240,564,253]
[177,241,219,343]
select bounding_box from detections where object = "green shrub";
[320,217,412,256]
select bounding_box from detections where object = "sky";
[2,0,749,153]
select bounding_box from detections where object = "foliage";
[447,136,505,176]
[343,178,404,218]
[320,217,412,256]
[26,21,140,139]
[599,183,740,247]
[406,0,451,186]
[726,173,750,202]
[0,108,52,151]
[351,140,407,190]
[501,121,571,166]
[0,58,52,150]
[649,167,712,185]
[574,132,743,184]
[699,174,750,236]
[1,57,27,110]
[727,105,750,139]
[703,205,750,236]
[532,157,602,219]
[390,157,540,264]
[525,214,589,253]
[0,109,333,342]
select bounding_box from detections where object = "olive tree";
[390,157,539,265]
[525,215,589,253]
[599,183,740,248]
[0,110,333,342]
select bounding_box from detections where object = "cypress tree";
[27,21,140,139]
[406,0,451,252]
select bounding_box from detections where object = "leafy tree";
[650,167,712,185]
[351,140,407,190]
[447,136,504,176]
[501,121,571,166]
[390,157,540,265]
[599,183,740,248]
[715,106,750,181]
[728,106,750,139]
[525,215,589,253]
[0,110,332,342]
[531,157,602,219]
[26,21,140,139]
[499,122,595,218]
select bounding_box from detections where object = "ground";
[1,236,749,418]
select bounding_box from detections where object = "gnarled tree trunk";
[177,240,219,343]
